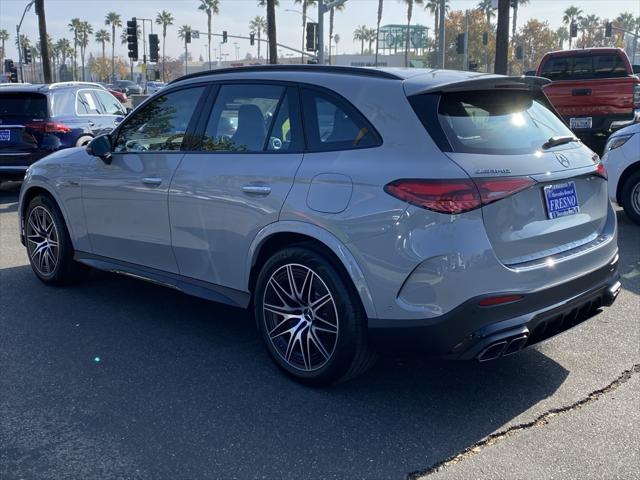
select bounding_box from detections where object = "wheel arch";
[616,161,640,204]
[20,182,74,247]
[247,222,377,319]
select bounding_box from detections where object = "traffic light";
[185,31,191,43]
[515,45,523,60]
[4,59,17,82]
[456,33,465,55]
[127,19,138,61]
[570,21,578,38]
[250,33,255,46]
[24,46,32,64]
[149,34,159,62]
[222,31,228,43]
[306,22,318,52]
[482,32,489,46]
[605,22,612,37]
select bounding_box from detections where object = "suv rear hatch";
[0,91,52,168]
[409,80,609,267]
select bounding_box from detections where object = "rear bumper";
[368,252,620,360]
[562,113,637,134]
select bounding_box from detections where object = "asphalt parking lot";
[1,181,638,480]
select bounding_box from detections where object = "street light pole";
[318,0,348,64]
[16,0,35,82]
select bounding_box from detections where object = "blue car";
[0,82,126,183]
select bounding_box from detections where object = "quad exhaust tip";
[477,335,529,362]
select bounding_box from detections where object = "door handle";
[242,184,271,196]
[142,177,162,186]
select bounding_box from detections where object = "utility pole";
[318,0,348,64]
[17,0,35,82]
[494,0,509,74]
[463,10,469,71]
[438,0,446,68]
[35,0,52,83]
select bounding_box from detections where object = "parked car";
[602,122,640,224]
[113,80,143,96]
[537,48,640,136]
[103,84,128,104]
[145,81,166,95]
[0,82,125,183]
[17,66,620,384]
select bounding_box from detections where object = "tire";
[25,194,89,285]
[76,136,92,147]
[254,246,376,386]
[620,170,640,225]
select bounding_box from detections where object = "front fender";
[247,221,378,319]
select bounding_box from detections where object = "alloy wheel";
[263,263,339,372]
[631,182,640,215]
[26,206,60,276]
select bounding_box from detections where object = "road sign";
[192,30,200,39]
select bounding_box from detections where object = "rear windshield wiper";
[542,135,579,150]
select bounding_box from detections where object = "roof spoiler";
[408,75,552,96]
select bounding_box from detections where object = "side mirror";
[86,135,113,164]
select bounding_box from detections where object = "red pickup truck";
[537,48,640,136]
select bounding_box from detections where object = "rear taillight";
[384,177,536,214]
[594,161,607,180]
[25,121,71,133]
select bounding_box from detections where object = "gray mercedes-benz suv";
[18,66,621,384]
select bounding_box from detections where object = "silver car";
[18,66,621,384]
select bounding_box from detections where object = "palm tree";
[258,0,279,63]
[425,0,448,49]
[333,33,341,56]
[477,0,496,27]
[105,12,121,83]
[94,29,110,59]
[580,14,600,46]
[556,26,569,49]
[366,28,377,54]
[156,11,174,81]
[400,0,423,68]
[294,0,317,63]
[510,0,529,41]
[374,0,384,66]
[78,21,93,81]
[0,29,9,72]
[178,25,192,75]
[328,3,345,64]
[198,0,220,70]
[615,12,635,32]
[249,16,267,60]
[68,18,81,80]
[563,6,583,48]
[353,25,368,55]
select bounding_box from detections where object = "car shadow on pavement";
[616,211,640,296]
[0,182,20,213]
[2,263,570,480]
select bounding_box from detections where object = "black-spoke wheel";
[621,171,640,225]
[263,263,339,372]
[26,206,60,277]
[255,247,376,385]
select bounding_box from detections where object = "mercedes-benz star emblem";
[555,153,571,168]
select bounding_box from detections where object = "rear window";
[540,54,628,80]
[423,90,574,155]
[0,93,48,118]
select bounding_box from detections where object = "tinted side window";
[76,90,101,114]
[114,87,205,152]
[301,89,380,151]
[95,90,125,115]
[201,84,285,152]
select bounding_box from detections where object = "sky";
[1,0,639,62]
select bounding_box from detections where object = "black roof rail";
[169,64,402,85]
